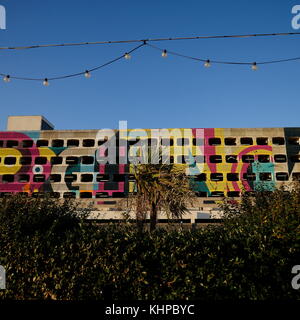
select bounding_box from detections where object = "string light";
[3,75,10,82]
[251,62,258,71]
[1,40,299,85]
[204,59,211,68]
[84,70,91,78]
[43,78,49,86]
[124,53,131,60]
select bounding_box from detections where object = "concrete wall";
[1,122,300,219]
[7,116,54,131]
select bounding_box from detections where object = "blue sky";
[0,0,299,130]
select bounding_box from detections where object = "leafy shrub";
[0,189,299,300]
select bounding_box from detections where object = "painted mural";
[0,127,299,199]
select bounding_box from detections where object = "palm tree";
[129,146,194,231]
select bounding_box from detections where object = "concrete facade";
[1,116,300,221]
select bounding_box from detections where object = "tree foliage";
[0,186,299,300]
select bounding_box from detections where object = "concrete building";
[1,115,300,221]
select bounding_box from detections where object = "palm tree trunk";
[150,202,157,231]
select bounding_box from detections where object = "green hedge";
[0,191,299,300]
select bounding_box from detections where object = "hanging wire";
[0,43,146,81]
[146,42,300,66]
[1,31,300,83]
[0,32,299,50]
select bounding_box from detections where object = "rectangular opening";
[243,173,256,181]
[50,192,60,198]
[259,172,272,181]
[195,191,207,197]
[227,191,240,197]
[177,155,187,164]
[66,157,79,165]
[195,155,205,163]
[32,192,45,198]
[168,156,174,164]
[128,138,140,146]
[95,192,109,198]
[22,140,33,148]
[194,173,206,182]
[49,174,61,183]
[112,192,125,198]
[2,174,14,183]
[224,138,236,146]
[35,157,47,165]
[0,141,3,148]
[6,140,18,148]
[18,174,30,183]
[272,137,285,145]
[161,138,174,146]
[257,137,268,145]
[292,173,300,181]
[210,173,223,181]
[83,139,95,147]
[276,172,289,181]
[64,174,77,182]
[290,155,300,163]
[81,174,94,182]
[18,192,28,197]
[51,157,63,165]
[240,137,253,145]
[258,155,270,163]
[0,192,13,198]
[210,191,224,197]
[81,156,94,165]
[208,137,221,146]
[96,174,110,182]
[67,139,79,147]
[244,191,256,197]
[242,155,254,163]
[192,138,204,146]
[274,154,287,163]
[227,173,239,181]
[148,138,158,146]
[176,138,190,146]
[128,174,135,182]
[97,138,108,146]
[209,155,222,163]
[33,174,46,182]
[63,192,76,199]
[288,137,300,145]
[4,157,16,165]
[226,155,238,163]
[52,139,64,147]
[20,157,32,165]
[36,140,49,147]
[80,192,93,198]
[113,174,125,182]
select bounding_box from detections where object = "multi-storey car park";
[1,115,300,222]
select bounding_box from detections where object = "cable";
[1,34,300,83]
[0,43,145,81]
[146,43,300,65]
[0,32,299,51]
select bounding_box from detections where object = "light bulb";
[84,70,91,78]
[3,75,10,82]
[251,62,258,71]
[124,53,131,60]
[162,50,167,58]
[43,78,49,86]
[204,59,211,68]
